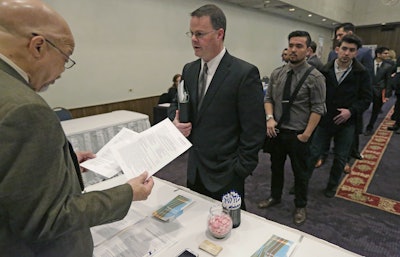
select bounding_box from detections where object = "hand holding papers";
[177,80,190,122]
[112,118,191,179]
[80,128,139,178]
[80,118,192,181]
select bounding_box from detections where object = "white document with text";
[111,118,192,179]
[80,128,139,178]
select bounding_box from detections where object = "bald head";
[0,0,74,91]
[1,0,73,41]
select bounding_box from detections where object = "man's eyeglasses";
[31,33,76,69]
[185,30,215,39]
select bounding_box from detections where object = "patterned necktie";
[198,63,208,108]
[281,69,294,123]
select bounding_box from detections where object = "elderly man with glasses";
[0,1,154,256]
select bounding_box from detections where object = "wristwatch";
[266,114,274,121]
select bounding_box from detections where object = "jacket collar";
[0,58,29,86]
[323,57,366,73]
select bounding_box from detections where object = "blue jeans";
[308,124,355,189]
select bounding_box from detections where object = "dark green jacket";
[0,59,132,257]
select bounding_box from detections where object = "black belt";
[278,128,304,134]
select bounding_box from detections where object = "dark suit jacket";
[395,56,400,94]
[168,51,265,192]
[319,58,372,130]
[372,61,393,98]
[0,59,133,257]
[307,55,324,71]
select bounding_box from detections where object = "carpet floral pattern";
[336,108,400,215]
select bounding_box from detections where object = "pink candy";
[208,212,232,239]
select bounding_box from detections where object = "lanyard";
[337,65,352,85]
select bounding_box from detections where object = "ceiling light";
[308,14,312,17]
[289,8,295,12]
[322,18,327,21]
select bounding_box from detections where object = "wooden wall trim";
[356,24,400,56]
[69,96,160,124]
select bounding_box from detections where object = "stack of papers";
[152,195,193,221]
[92,214,175,257]
[80,118,192,180]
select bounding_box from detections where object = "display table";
[153,103,169,125]
[86,176,362,257]
[61,110,150,153]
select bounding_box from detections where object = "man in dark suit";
[388,56,400,132]
[365,46,394,135]
[0,1,153,256]
[168,4,265,208]
[307,41,324,71]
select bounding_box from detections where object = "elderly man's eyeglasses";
[31,33,76,69]
[185,30,215,39]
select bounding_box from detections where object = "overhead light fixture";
[263,0,270,8]
[322,18,327,21]
[381,0,400,6]
[308,14,312,17]
[289,8,295,12]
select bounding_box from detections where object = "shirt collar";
[374,60,382,66]
[201,47,226,75]
[334,59,353,71]
[0,52,29,83]
[288,59,308,73]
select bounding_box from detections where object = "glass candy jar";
[207,205,233,239]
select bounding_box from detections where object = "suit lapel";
[377,62,390,81]
[185,60,201,120]
[328,67,339,86]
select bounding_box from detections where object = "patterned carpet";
[337,108,400,216]
[156,97,400,257]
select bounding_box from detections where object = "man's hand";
[297,133,310,143]
[266,119,278,138]
[127,171,154,201]
[173,110,192,137]
[76,151,96,172]
[333,108,351,125]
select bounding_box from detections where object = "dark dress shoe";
[324,187,336,198]
[388,124,400,131]
[364,129,373,136]
[293,208,306,226]
[258,197,281,208]
[350,152,363,160]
